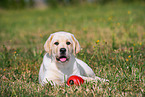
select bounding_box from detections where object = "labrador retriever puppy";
[39,31,107,86]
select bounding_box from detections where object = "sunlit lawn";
[0,2,145,96]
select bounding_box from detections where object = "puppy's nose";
[60,48,66,54]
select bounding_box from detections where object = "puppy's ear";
[71,34,81,55]
[44,34,54,55]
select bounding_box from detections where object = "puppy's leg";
[41,72,67,86]
[81,76,96,82]
[41,78,55,86]
[80,76,109,83]
[41,77,64,86]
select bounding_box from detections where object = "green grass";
[0,2,145,96]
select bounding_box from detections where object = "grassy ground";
[0,2,145,96]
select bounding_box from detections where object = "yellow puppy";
[39,31,108,86]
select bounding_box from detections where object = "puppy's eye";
[66,42,71,45]
[54,42,59,45]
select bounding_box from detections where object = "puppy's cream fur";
[39,31,107,86]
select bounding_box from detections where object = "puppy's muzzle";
[56,48,69,63]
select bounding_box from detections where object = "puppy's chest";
[58,64,80,77]
[59,66,73,76]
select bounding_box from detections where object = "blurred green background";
[0,0,145,49]
[0,0,145,9]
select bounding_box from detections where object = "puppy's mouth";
[56,56,69,63]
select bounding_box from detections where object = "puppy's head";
[44,31,81,63]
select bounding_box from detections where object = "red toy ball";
[67,75,84,86]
